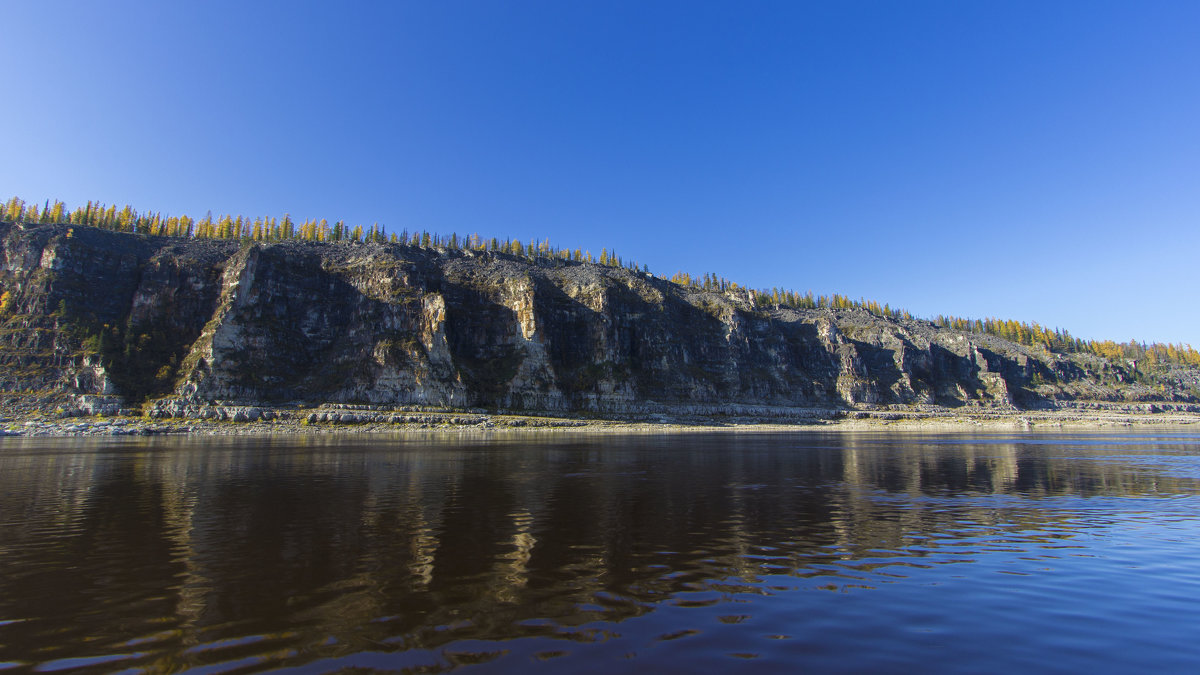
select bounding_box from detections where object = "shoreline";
[3,407,1198,438]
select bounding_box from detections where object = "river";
[1,429,1198,673]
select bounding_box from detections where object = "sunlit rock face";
[1,221,1196,415]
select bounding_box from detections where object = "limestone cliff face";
[1,222,1197,415]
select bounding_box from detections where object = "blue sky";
[3,1,1198,344]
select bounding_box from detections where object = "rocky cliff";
[2,221,1197,420]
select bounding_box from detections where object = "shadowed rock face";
[1,221,1196,415]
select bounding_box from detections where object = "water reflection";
[0,430,1198,673]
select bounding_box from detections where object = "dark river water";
[1,429,1199,673]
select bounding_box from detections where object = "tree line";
[2,195,650,271]
[667,271,914,319]
[4,195,1197,368]
[928,316,1200,367]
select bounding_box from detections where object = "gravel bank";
[2,406,1197,438]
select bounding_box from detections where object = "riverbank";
[2,406,1198,438]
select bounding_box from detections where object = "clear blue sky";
[3,1,1198,344]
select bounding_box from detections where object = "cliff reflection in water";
[0,431,1197,672]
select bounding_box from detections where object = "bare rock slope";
[1,222,1196,420]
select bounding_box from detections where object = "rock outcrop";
[1,221,1197,419]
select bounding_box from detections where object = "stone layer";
[1,222,1196,417]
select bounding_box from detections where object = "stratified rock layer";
[1,222,1197,417]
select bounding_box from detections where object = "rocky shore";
[3,404,1197,438]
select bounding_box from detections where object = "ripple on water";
[2,431,1200,673]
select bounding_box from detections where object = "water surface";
[1,429,1198,673]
